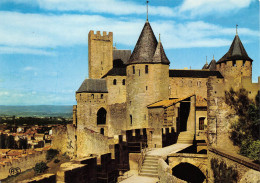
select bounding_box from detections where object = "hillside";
[0,105,73,118]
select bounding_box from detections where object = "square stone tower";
[88,31,113,79]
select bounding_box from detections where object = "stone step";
[139,172,158,177]
[143,161,158,166]
[141,166,158,171]
[143,159,158,163]
[140,169,158,174]
[145,156,159,160]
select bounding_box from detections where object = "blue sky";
[0,0,259,105]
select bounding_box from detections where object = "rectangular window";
[199,118,205,130]
[133,66,135,74]
[145,65,148,74]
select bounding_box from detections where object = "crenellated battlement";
[88,30,113,41]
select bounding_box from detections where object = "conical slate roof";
[152,39,170,64]
[202,63,209,69]
[128,21,164,65]
[208,58,216,71]
[217,35,253,64]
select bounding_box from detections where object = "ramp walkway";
[147,143,192,157]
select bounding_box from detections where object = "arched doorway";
[97,108,107,125]
[172,162,206,183]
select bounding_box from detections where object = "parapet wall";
[77,127,110,158]
[19,174,56,183]
[208,148,260,182]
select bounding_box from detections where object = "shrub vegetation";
[46,148,59,161]
[225,88,260,162]
[34,161,48,174]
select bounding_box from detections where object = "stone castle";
[49,18,259,182]
[73,18,259,153]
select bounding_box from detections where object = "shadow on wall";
[172,162,206,183]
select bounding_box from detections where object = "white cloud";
[177,0,255,16]
[0,0,175,17]
[23,66,36,71]
[0,11,258,54]
[0,46,54,55]
[0,91,9,96]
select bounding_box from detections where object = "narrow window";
[139,70,140,76]
[130,115,133,125]
[145,65,148,74]
[146,86,148,90]
[100,128,104,135]
[188,80,192,87]
[91,94,94,99]
[243,60,246,66]
[101,94,103,99]
[133,66,135,74]
[113,79,117,85]
[122,79,125,85]
[197,81,201,87]
[199,117,205,130]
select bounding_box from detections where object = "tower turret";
[126,21,170,129]
[216,33,253,86]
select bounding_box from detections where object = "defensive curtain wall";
[0,149,47,180]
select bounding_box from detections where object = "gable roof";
[113,49,131,64]
[76,79,108,93]
[102,67,126,78]
[217,35,253,64]
[147,95,193,108]
[169,70,223,78]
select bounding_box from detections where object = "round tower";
[216,33,253,86]
[126,21,170,129]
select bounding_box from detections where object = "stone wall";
[106,76,126,105]
[168,153,208,176]
[207,76,237,151]
[108,103,127,136]
[76,127,110,158]
[57,157,97,183]
[88,30,113,79]
[195,109,207,140]
[208,148,260,183]
[158,158,186,183]
[19,174,56,183]
[76,92,108,132]
[126,64,169,130]
[169,77,208,99]
[217,60,252,88]
[52,124,76,157]
[0,150,47,180]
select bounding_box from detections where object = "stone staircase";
[139,155,159,177]
[177,131,194,144]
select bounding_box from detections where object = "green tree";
[225,88,260,161]
[46,148,59,161]
[34,161,48,174]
